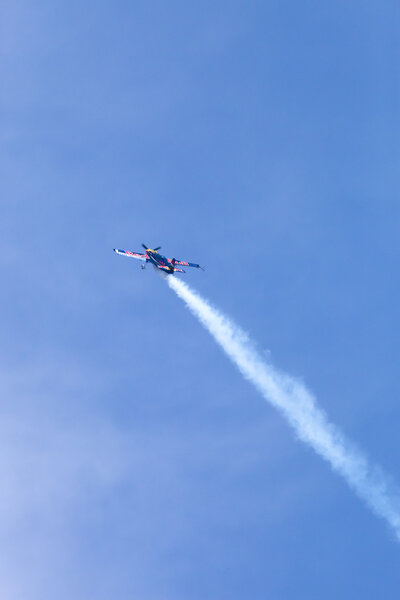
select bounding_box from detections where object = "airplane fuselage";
[146,250,174,274]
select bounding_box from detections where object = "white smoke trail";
[167,275,400,541]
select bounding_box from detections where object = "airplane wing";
[167,258,203,269]
[114,249,147,261]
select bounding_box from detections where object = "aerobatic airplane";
[113,244,204,275]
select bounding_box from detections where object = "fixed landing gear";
[141,264,146,270]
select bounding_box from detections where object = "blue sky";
[2,1,400,598]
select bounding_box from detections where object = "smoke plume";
[167,275,400,541]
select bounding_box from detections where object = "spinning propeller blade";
[142,244,161,251]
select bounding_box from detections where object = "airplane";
[113,244,204,275]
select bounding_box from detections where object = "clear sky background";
[1,1,400,598]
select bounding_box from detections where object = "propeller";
[142,244,161,251]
